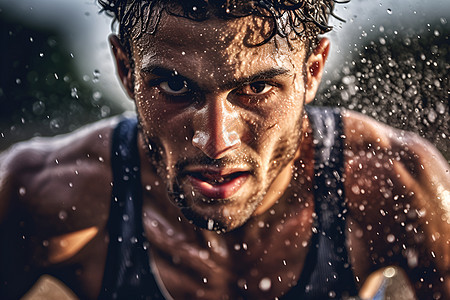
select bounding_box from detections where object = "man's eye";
[239,82,273,95]
[159,78,189,95]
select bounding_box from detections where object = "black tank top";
[99,106,358,299]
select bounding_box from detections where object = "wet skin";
[123,14,316,231]
[1,13,450,300]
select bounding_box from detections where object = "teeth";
[191,171,244,185]
[201,174,230,184]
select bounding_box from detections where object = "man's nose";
[192,94,241,159]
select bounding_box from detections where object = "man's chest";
[142,202,315,299]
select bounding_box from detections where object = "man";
[0,0,449,299]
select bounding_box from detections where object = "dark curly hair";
[98,0,346,59]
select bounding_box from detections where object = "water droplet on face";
[207,219,214,230]
[258,277,271,291]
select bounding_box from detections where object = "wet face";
[114,13,325,231]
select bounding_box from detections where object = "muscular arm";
[343,110,450,299]
[0,117,118,299]
[0,145,44,298]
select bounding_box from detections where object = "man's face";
[121,13,319,231]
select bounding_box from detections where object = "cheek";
[253,96,304,150]
[135,91,195,151]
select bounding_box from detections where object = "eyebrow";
[140,65,292,91]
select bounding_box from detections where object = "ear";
[304,38,330,104]
[109,34,134,99]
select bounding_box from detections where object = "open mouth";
[187,170,250,199]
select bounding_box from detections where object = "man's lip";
[183,166,250,176]
[186,170,250,199]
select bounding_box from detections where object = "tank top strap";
[99,116,166,300]
[283,106,358,299]
[306,106,357,299]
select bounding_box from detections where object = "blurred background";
[0,0,448,160]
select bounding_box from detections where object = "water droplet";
[50,118,61,131]
[386,8,392,15]
[58,210,68,220]
[387,234,395,243]
[92,91,102,101]
[207,219,214,230]
[19,187,26,196]
[383,267,396,278]
[32,101,45,115]
[259,277,271,291]
[71,87,79,99]
[93,69,101,83]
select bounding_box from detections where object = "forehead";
[131,13,307,80]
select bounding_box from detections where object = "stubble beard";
[137,108,306,233]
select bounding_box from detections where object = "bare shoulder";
[342,109,450,297]
[342,109,449,195]
[342,109,449,226]
[0,115,125,230]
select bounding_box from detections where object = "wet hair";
[98,0,345,60]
